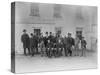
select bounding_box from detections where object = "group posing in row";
[21,29,87,58]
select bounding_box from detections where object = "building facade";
[15,2,97,54]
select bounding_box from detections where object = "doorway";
[34,29,41,36]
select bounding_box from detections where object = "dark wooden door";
[34,29,41,36]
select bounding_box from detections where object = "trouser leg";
[46,48,49,57]
[23,47,27,55]
[36,46,38,54]
[75,46,79,56]
[31,46,34,56]
[41,47,44,56]
[76,47,78,56]
[81,50,83,56]
[30,47,32,55]
[34,46,37,54]
[83,48,86,56]
[46,48,48,56]
[48,48,52,57]
[68,47,72,56]
[57,48,59,57]
[57,48,59,56]
[60,48,63,56]
[53,48,56,57]
[69,50,72,56]
[65,47,68,56]
[75,47,77,56]
[58,48,62,56]
[28,47,30,55]
[81,48,84,56]
[65,50,67,56]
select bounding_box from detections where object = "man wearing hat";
[66,33,75,56]
[44,32,49,48]
[48,32,54,43]
[46,40,53,58]
[81,37,87,56]
[21,29,30,55]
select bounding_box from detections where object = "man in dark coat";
[48,32,53,43]
[21,29,30,55]
[51,36,57,57]
[46,40,53,58]
[66,33,74,56]
[56,39,63,57]
[81,37,87,56]
[43,32,49,48]
[33,32,39,54]
[52,43,57,57]
[63,36,68,56]
[30,33,36,56]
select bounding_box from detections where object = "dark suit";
[48,35,53,43]
[46,42,53,57]
[63,37,68,56]
[21,33,30,55]
[33,35,39,54]
[56,42,63,57]
[43,36,48,47]
[30,36,36,56]
[66,37,74,56]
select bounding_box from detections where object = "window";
[55,27,62,35]
[30,3,40,17]
[53,4,62,18]
[76,27,83,40]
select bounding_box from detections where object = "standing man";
[33,32,39,54]
[66,33,74,56]
[21,29,30,56]
[74,35,80,56]
[43,32,49,56]
[63,36,68,56]
[81,37,87,56]
[48,32,53,43]
[46,40,53,58]
[30,33,36,56]
[56,39,63,57]
[44,32,49,48]
[39,40,45,57]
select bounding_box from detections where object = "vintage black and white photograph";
[11,2,97,73]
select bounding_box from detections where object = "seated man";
[39,40,46,57]
[56,39,63,57]
[52,43,57,57]
[46,40,53,58]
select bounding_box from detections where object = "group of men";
[21,29,87,58]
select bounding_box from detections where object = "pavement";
[15,50,97,73]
